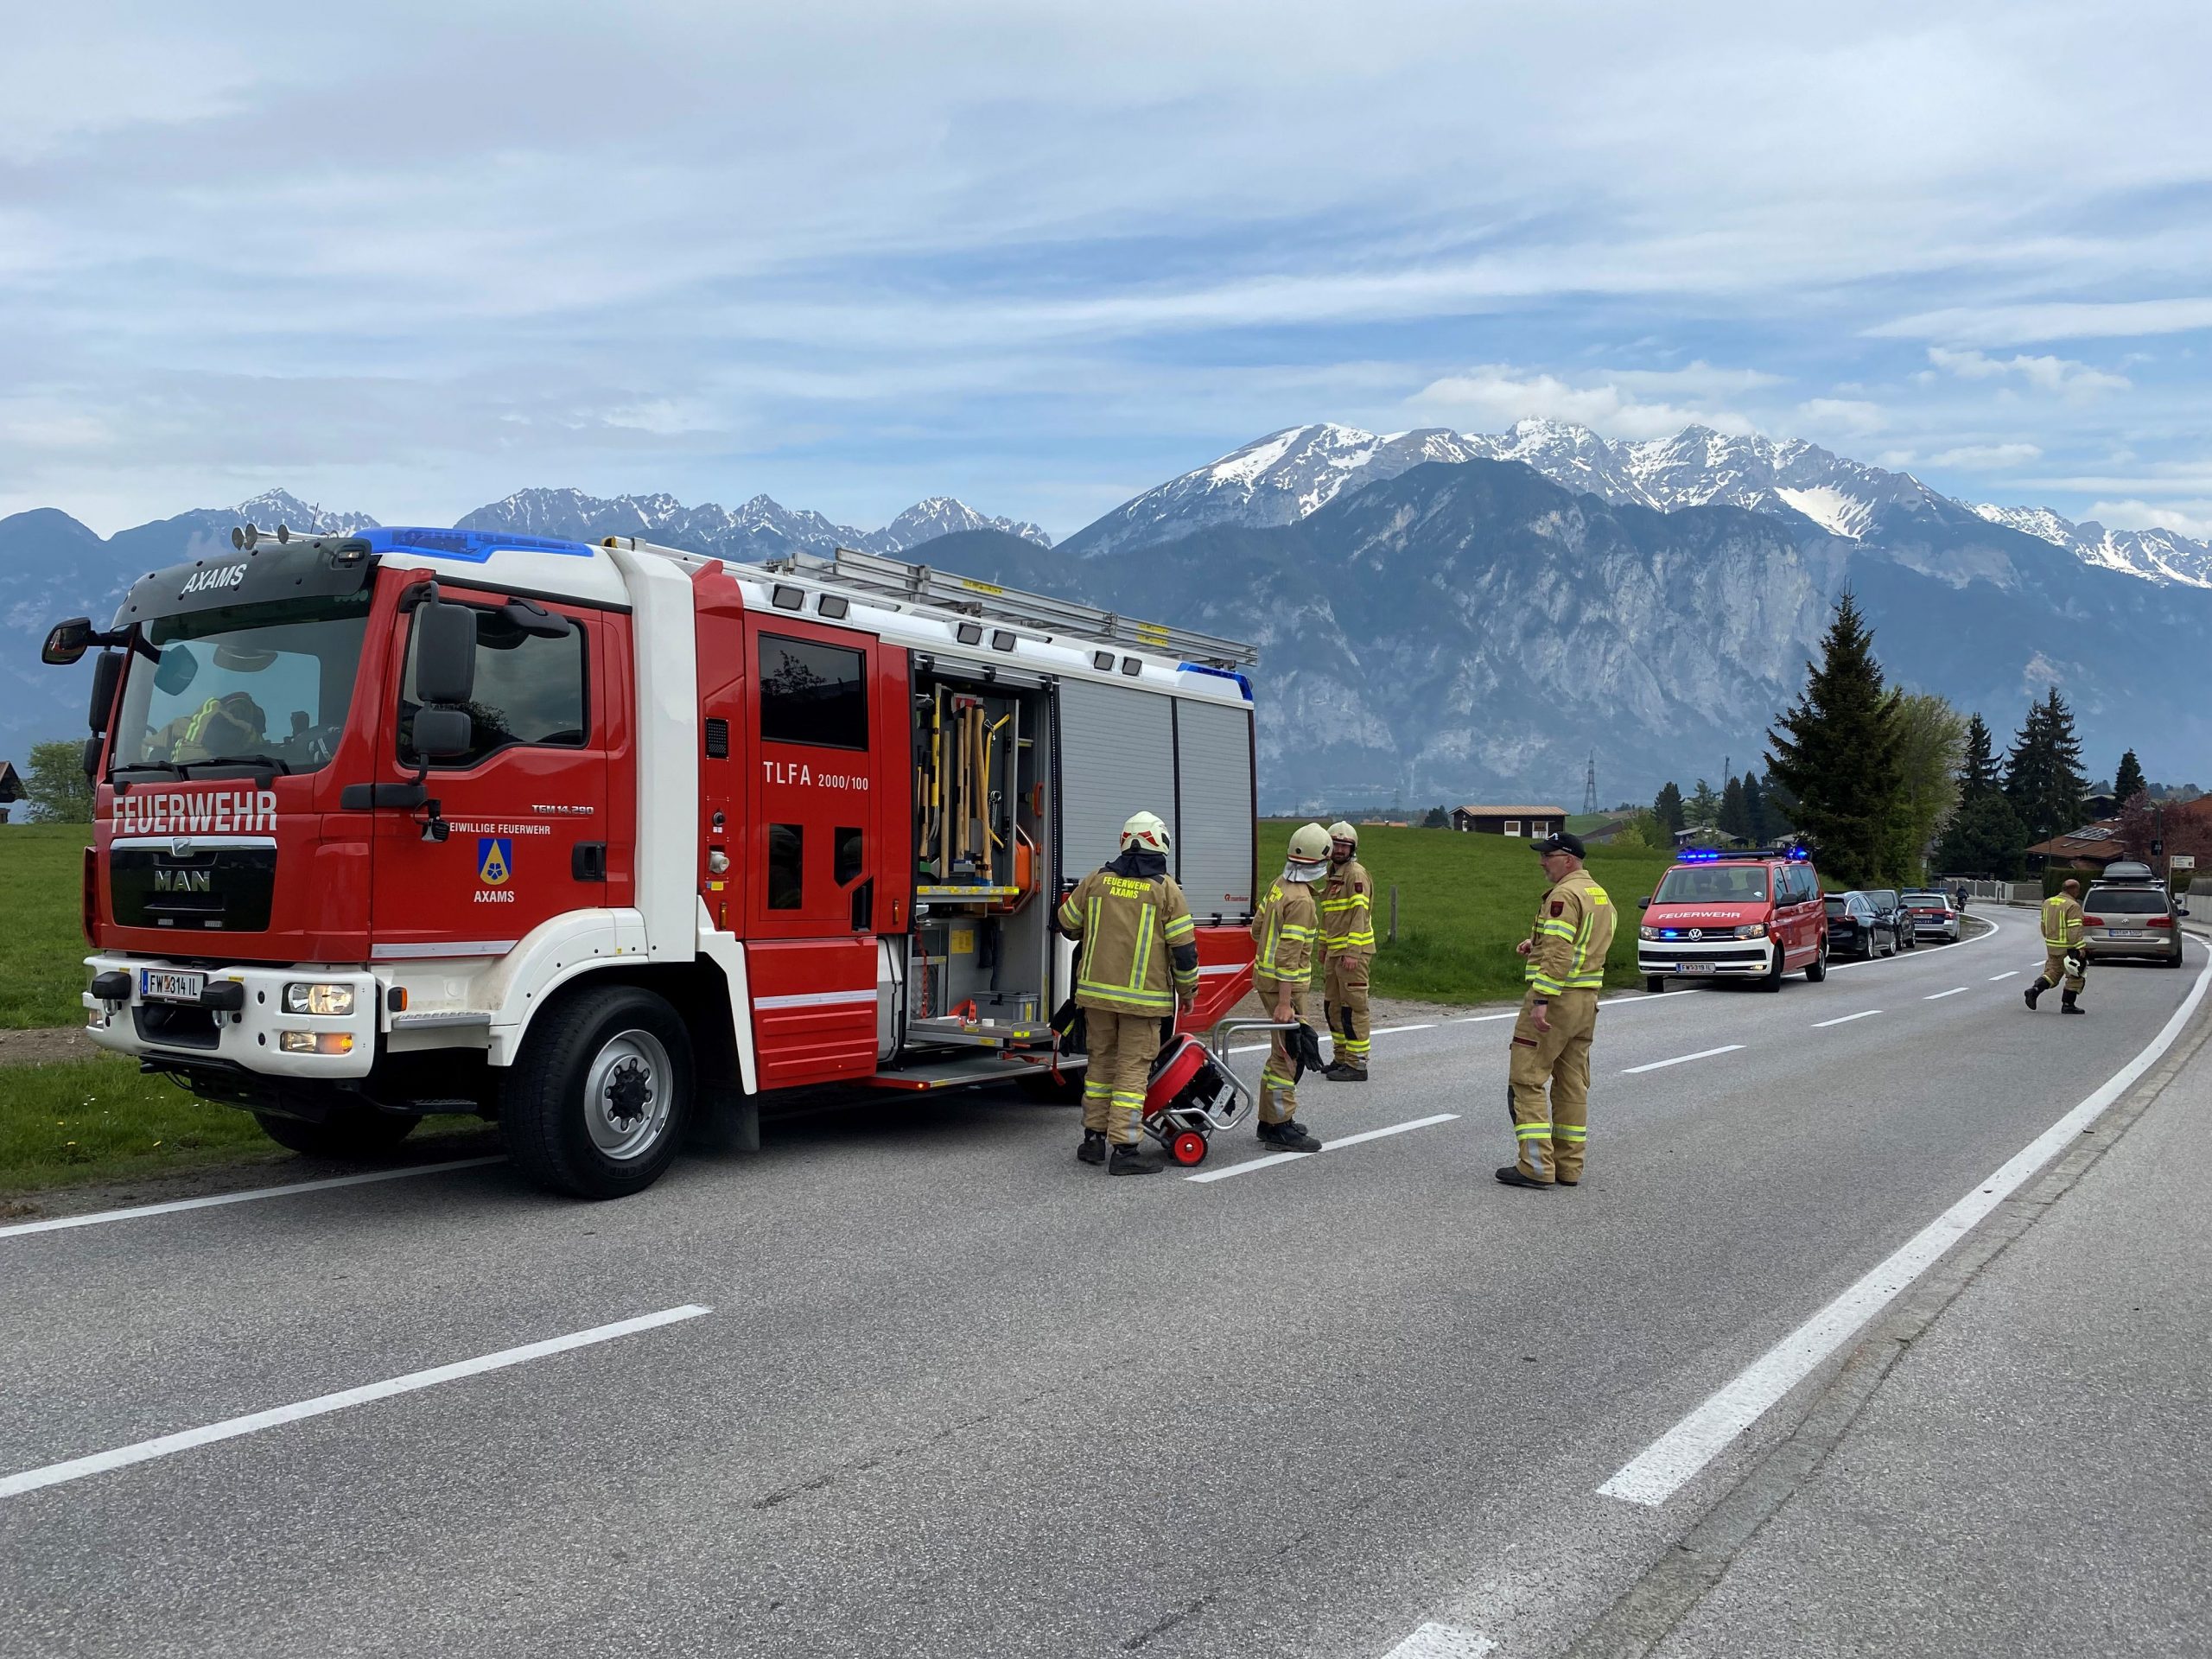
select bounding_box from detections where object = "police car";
[1637,847,1829,992]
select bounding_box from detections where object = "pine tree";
[1743,773,1769,843]
[2113,748,2147,806]
[2005,690,2088,843]
[1765,591,1905,887]
[1687,778,1721,827]
[1653,781,1685,835]
[1958,714,1999,798]
[1718,774,1751,840]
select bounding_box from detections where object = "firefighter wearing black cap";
[1057,810,1200,1175]
[1500,830,1615,1190]
[1319,821,1376,1082]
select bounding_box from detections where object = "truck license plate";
[140,969,207,1004]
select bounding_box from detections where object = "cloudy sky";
[5,0,2209,539]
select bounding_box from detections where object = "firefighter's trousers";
[1082,1008,1166,1146]
[1508,988,1599,1184]
[1324,954,1372,1069]
[1258,986,1308,1124]
[2038,950,2087,996]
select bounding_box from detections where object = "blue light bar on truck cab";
[359,527,596,564]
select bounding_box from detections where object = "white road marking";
[1811,1010,1883,1028]
[1621,1044,1744,1075]
[1989,971,2019,982]
[1382,1623,1498,1657]
[1924,987,1968,1001]
[1187,1113,1460,1183]
[1323,1113,1459,1150]
[0,1157,507,1242]
[1598,943,2212,1508]
[0,1305,711,1501]
[1370,1023,1435,1035]
[1452,1012,1518,1023]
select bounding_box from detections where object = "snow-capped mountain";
[230,489,381,538]
[460,488,1050,561]
[1066,418,2212,589]
[1969,503,2212,589]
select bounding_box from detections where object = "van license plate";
[140,969,207,1004]
[1681,963,1716,974]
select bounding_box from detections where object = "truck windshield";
[1654,866,1769,904]
[111,593,373,778]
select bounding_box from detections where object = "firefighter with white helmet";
[1056,810,1201,1174]
[1249,823,1330,1150]
[1319,820,1376,1082]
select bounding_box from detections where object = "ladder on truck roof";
[760,545,1258,670]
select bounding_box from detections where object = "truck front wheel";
[504,985,694,1198]
[254,1107,418,1160]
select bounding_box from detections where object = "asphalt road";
[1,915,2204,1659]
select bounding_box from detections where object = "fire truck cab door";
[370,591,609,963]
[741,615,895,1089]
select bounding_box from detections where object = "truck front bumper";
[82,955,379,1079]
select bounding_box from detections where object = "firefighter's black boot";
[2061,991,2084,1014]
[1258,1118,1322,1153]
[1077,1129,1108,1166]
[1495,1166,1552,1190]
[2024,979,2045,1010]
[1109,1142,1165,1176]
[1322,1062,1368,1083]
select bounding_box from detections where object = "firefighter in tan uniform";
[2024,879,2088,1014]
[1056,811,1200,1175]
[1249,824,1331,1151]
[1319,821,1376,1083]
[1499,831,1615,1190]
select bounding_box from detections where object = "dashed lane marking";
[1989,970,2020,981]
[0,1305,711,1501]
[1621,1044,1745,1076]
[0,1158,507,1242]
[1185,1113,1460,1184]
[1382,1623,1498,1657]
[1812,1010,1883,1028]
[1925,987,1969,1001]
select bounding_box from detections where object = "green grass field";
[0,1057,283,1195]
[0,823,92,1030]
[1266,822,1672,1004]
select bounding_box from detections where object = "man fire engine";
[47,525,1260,1198]
[1318,819,1375,1082]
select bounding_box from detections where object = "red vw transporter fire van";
[1635,846,1827,993]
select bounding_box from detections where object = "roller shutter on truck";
[1173,696,1255,922]
[1053,678,1255,921]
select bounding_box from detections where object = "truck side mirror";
[411,706,473,760]
[87,652,123,732]
[82,734,103,780]
[414,601,478,706]
[42,618,92,665]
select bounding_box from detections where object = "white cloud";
[1929,442,2044,467]
[1926,346,2129,397]
[2085,499,2212,538]
[1404,366,1754,439]
[1796,397,1888,435]
[1870,297,2212,345]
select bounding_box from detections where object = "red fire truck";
[44,527,1259,1197]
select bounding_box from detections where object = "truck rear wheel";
[253,1107,417,1160]
[504,984,693,1198]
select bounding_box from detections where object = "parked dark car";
[1826,891,1901,958]
[1865,888,1917,950]
[1900,889,1961,943]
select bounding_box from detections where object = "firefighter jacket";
[2042,894,2086,950]
[1319,857,1376,961]
[1252,878,1320,994]
[1525,867,1615,997]
[1058,855,1200,1015]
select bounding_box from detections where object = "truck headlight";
[283,982,355,1017]
[1638,925,1659,940]
[1736,923,1768,938]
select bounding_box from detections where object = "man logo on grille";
[478,837,513,886]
